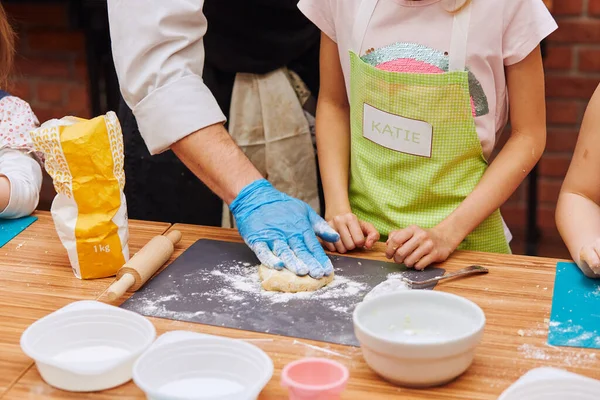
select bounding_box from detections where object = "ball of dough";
[258,264,334,293]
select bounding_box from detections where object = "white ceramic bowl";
[499,367,600,400]
[133,331,274,400]
[353,290,485,388]
[20,300,156,392]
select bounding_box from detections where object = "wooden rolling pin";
[107,230,182,301]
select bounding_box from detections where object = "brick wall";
[4,2,90,211]
[5,3,91,123]
[500,1,600,255]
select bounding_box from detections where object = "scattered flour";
[549,321,591,339]
[518,343,597,366]
[518,344,551,360]
[517,319,599,367]
[134,294,207,320]
[587,285,600,298]
[567,332,594,345]
[209,262,368,308]
[517,327,547,338]
[363,277,410,302]
[330,305,351,313]
[130,261,369,320]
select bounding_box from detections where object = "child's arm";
[0,175,9,211]
[556,84,600,277]
[316,33,379,253]
[0,149,43,219]
[387,46,547,268]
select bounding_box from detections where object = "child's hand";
[326,212,379,254]
[579,240,600,277]
[385,225,457,270]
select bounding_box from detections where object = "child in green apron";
[298,0,556,268]
[556,84,600,278]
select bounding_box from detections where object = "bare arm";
[0,150,42,219]
[107,1,341,276]
[107,0,261,204]
[0,176,8,211]
[315,34,379,252]
[171,124,262,204]
[556,84,600,275]
[388,46,547,268]
[316,34,352,218]
[438,47,547,248]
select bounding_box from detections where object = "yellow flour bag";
[30,112,129,279]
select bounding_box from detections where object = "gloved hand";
[230,179,340,279]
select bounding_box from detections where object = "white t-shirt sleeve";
[107,0,226,155]
[502,0,557,66]
[0,96,39,151]
[0,149,42,219]
[298,0,337,42]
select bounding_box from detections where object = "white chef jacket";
[107,0,227,155]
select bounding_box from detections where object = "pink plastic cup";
[281,358,349,400]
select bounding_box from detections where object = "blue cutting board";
[548,262,600,349]
[0,216,37,248]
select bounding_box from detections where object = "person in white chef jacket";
[107,0,340,280]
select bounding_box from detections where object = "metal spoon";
[400,265,489,288]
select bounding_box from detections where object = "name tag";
[363,103,433,157]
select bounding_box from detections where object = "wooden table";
[2,221,599,399]
[0,211,171,398]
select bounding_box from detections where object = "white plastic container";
[20,300,156,392]
[353,290,485,388]
[133,331,273,400]
[499,367,600,399]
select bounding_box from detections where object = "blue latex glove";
[230,179,340,279]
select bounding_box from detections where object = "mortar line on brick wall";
[573,71,600,79]
[547,69,600,78]
[552,16,586,22]
[583,0,589,17]
[539,176,570,182]
[542,150,573,159]
[545,127,583,133]
[546,126,582,132]
[570,44,577,74]
[545,97,590,104]
[578,43,600,49]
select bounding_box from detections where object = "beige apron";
[222,69,320,227]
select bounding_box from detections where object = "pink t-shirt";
[298,0,557,159]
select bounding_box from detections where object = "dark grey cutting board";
[121,239,445,346]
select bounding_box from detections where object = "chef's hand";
[385,225,458,270]
[578,240,600,278]
[325,212,379,254]
[230,179,340,279]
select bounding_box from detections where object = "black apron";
[120,0,320,225]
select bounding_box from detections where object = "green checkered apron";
[348,0,510,253]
